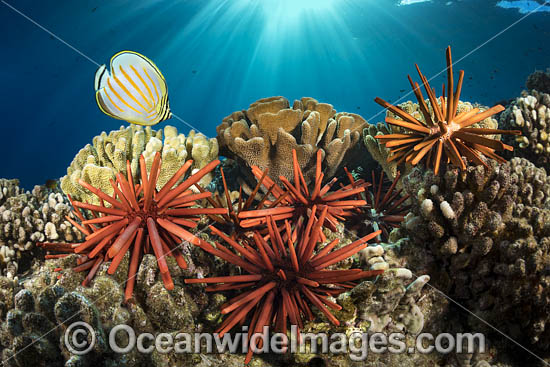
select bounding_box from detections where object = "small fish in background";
[45,179,58,189]
[95,51,172,126]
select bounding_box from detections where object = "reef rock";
[526,69,550,94]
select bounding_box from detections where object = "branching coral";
[40,153,226,301]
[345,169,410,242]
[186,214,382,364]
[500,90,550,167]
[216,96,367,187]
[401,157,550,349]
[374,46,520,174]
[237,149,367,236]
[61,125,218,205]
[0,179,83,278]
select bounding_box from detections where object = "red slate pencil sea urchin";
[238,149,367,237]
[40,152,227,300]
[195,166,274,242]
[186,211,383,364]
[344,168,410,242]
[374,46,522,174]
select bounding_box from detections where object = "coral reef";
[373,46,520,174]
[0,209,440,367]
[364,122,407,181]
[345,169,410,242]
[401,157,550,349]
[526,68,550,94]
[500,89,550,167]
[0,247,227,367]
[60,125,218,205]
[0,179,83,278]
[187,214,382,363]
[216,96,367,187]
[237,149,367,236]
[364,100,502,181]
[40,153,226,301]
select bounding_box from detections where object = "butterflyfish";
[95,51,172,126]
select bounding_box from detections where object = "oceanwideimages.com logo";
[65,322,485,360]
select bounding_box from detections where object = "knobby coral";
[186,214,383,364]
[237,149,367,235]
[500,90,550,167]
[40,153,227,301]
[0,180,83,278]
[217,96,367,187]
[374,46,520,174]
[401,157,550,349]
[526,68,550,94]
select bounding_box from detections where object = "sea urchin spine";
[374,46,521,174]
[238,149,367,235]
[186,211,383,364]
[40,152,227,300]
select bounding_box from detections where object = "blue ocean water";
[1,0,549,188]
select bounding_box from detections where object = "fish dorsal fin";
[94,64,109,91]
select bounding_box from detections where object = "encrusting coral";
[500,89,550,167]
[373,46,521,175]
[401,157,550,349]
[0,179,83,278]
[40,153,227,301]
[61,125,218,205]
[216,96,367,187]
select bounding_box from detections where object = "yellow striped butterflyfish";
[94,51,172,126]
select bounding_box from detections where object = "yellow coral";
[61,125,218,204]
[217,96,367,186]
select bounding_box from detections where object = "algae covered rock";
[0,238,225,367]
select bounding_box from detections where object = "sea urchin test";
[94,51,172,126]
